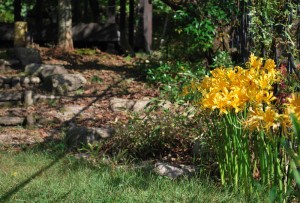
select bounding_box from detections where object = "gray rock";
[21,76,30,84]
[132,99,151,112]
[30,76,41,84]
[8,48,42,66]
[39,65,68,79]
[33,94,60,103]
[110,98,135,112]
[66,126,114,147]
[0,116,25,126]
[0,92,23,101]
[49,74,86,95]
[94,127,115,138]
[154,162,196,179]
[24,63,42,75]
[24,90,34,106]
[60,105,85,118]
[25,63,67,79]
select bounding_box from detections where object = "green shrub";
[145,62,205,102]
[102,110,204,163]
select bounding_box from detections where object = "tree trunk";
[72,0,80,24]
[88,0,100,23]
[14,0,22,22]
[58,0,74,50]
[36,0,43,40]
[128,0,134,48]
[107,0,116,24]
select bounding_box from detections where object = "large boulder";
[49,74,87,95]
[25,63,68,79]
[8,48,42,66]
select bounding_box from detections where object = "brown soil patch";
[0,47,158,146]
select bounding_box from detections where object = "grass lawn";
[0,149,259,203]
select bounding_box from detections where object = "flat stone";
[94,127,115,138]
[110,98,135,112]
[0,116,25,126]
[154,162,196,179]
[132,99,151,112]
[0,93,23,101]
[33,94,60,103]
[60,105,85,118]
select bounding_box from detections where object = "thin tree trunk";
[107,0,116,24]
[58,0,74,50]
[14,0,22,22]
[36,0,43,40]
[72,0,80,24]
[88,0,100,23]
[128,0,134,48]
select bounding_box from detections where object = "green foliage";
[104,110,201,162]
[211,51,233,68]
[248,0,299,58]
[75,48,96,55]
[0,0,14,22]
[91,75,103,84]
[146,62,205,102]
[282,115,300,194]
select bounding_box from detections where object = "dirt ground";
[0,47,159,146]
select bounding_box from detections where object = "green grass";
[0,150,263,203]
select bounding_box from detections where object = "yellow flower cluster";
[188,54,300,134]
[244,93,300,134]
[199,54,280,114]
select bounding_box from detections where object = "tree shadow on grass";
[0,78,125,202]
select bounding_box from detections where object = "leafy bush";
[102,110,204,163]
[145,61,205,102]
